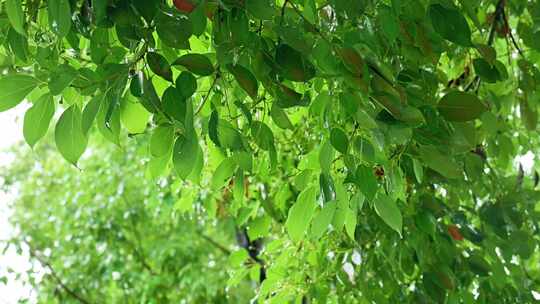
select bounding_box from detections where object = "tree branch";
[27,244,92,304]
[465,0,506,92]
[196,230,231,255]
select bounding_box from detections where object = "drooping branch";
[26,244,92,304]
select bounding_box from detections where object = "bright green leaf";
[49,64,78,95]
[0,75,39,112]
[286,185,319,242]
[48,0,72,37]
[150,125,174,157]
[54,105,87,165]
[23,94,55,147]
[6,0,25,35]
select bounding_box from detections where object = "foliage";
[1,0,540,302]
[2,137,253,303]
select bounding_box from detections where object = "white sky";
[0,104,36,303]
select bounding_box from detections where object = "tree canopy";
[1,0,540,303]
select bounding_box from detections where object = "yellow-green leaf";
[23,94,55,148]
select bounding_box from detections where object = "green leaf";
[48,0,72,37]
[352,136,375,164]
[81,95,102,135]
[147,52,173,81]
[354,165,378,200]
[173,132,200,180]
[270,104,293,129]
[418,146,461,179]
[246,0,275,20]
[247,216,272,240]
[437,91,487,122]
[162,87,187,123]
[415,210,436,237]
[132,0,158,23]
[251,121,274,151]
[310,201,336,240]
[139,75,162,114]
[120,95,150,134]
[175,72,197,99]
[520,98,537,131]
[148,151,172,180]
[429,3,472,46]
[96,98,121,145]
[467,254,491,276]
[6,0,25,35]
[378,5,399,42]
[54,105,87,165]
[212,119,244,150]
[350,191,365,211]
[275,84,305,108]
[276,44,315,82]
[49,64,78,95]
[374,193,402,236]
[476,44,496,64]
[412,158,423,183]
[319,173,336,203]
[173,54,214,76]
[156,10,192,49]
[190,2,207,36]
[7,28,28,62]
[130,71,145,97]
[338,47,364,76]
[227,64,258,99]
[23,94,55,148]
[0,75,39,112]
[344,208,357,240]
[208,115,243,150]
[473,58,501,83]
[319,141,334,173]
[458,0,482,31]
[286,185,319,242]
[330,128,349,154]
[211,158,238,190]
[150,125,175,157]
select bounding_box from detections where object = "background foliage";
[3,137,252,303]
[1,0,540,303]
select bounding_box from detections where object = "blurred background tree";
[1,136,255,303]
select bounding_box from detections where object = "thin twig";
[195,74,219,115]
[120,195,158,275]
[280,0,290,26]
[502,9,525,58]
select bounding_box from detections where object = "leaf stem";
[195,71,220,115]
